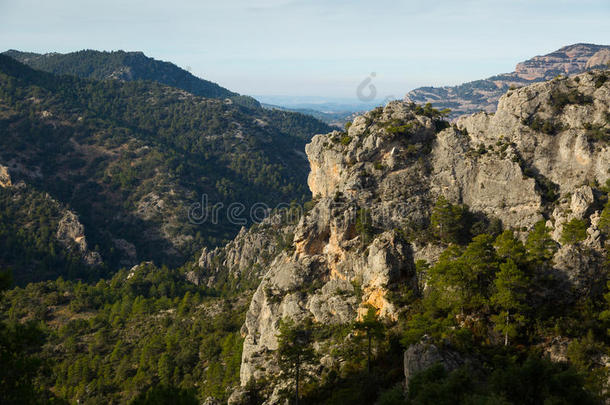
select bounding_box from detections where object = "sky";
[1,0,609,101]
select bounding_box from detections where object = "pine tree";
[276,318,316,405]
[560,218,589,245]
[353,305,385,374]
[525,221,557,262]
[430,235,498,313]
[490,259,529,346]
[430,196,467,244]
[494,230,527,266]
[158,353,173,386]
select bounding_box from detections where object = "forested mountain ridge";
[0,54,332,282]
[3,49,240,100]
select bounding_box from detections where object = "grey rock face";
[457,72,610,193]
[239,224,415,387]
[430,127,542,230]
[56,211,103,266]
[226,389,248,405]
[403,341,465,390]
[553,245,606,295]
[233,69,610,399]
[194,215,297,288]
[570,186,595,219]
[237,184,419,388]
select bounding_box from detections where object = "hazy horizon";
[2,0,609,101]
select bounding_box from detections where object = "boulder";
[403,340,465,390]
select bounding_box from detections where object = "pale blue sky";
[1,0,609,100]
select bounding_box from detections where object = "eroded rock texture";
[215,70,610,402]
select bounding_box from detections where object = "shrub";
[377,384,406,405]
[130,385,199,405]
[527,116,560,135]
[526,220,557,261]
[584,124,610,143]
[490,356,597,405]
[385,121,414,136]
[560,218,589,245]
[549,89,593,114]
[594,73,607,89]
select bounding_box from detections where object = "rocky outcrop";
[456,71,609,190]
[430,127,542,230]
[403,339,466,390]
[0,165,11,188]
[192,214,297,288]
[239,222,415,387]
[57,211,102,266]
[234,69,610,402]
[405,43,610,119]
[586,49,610,70]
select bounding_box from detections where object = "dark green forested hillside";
[3,49,239,100]
[0,54,331,282]
[0,262,246,404]
[0,183,99,285]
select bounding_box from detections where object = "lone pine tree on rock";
[276,318,316,405]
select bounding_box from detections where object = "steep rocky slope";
[190,213,299,291]
[405,43,610,119]
[224,68,610,402]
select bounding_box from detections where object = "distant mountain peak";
[514,43,609,80]
[405,43,610,118]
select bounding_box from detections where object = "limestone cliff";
[232,69,609,403]
[192,215,297,289]
[515,44,609,80]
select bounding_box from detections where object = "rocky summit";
[199,68,610,403]
[405,43,610,119]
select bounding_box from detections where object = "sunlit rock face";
[233,70,610,402]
